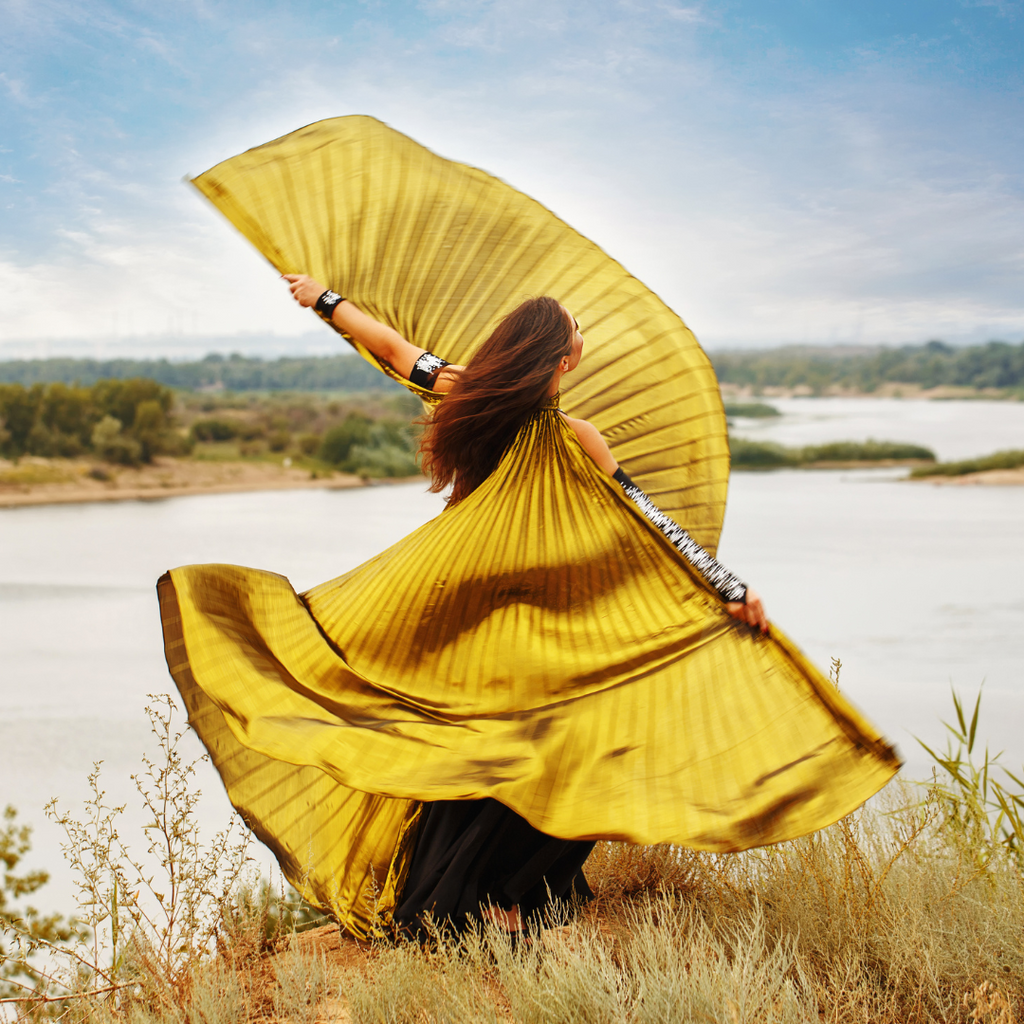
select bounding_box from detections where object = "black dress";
[393,799,595,936]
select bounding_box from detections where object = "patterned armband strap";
[315,290,345,317]
[613,467,748,604]
[410,351,451,389]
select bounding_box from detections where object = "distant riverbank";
[3,448,1020,510]
[917,466,1024,485]
[720,381,1022,401]
[0,456,392,509]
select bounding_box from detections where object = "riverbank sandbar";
[0,456,405,508]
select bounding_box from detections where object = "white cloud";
[1,0,1022,353]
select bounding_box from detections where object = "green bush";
[190,418,240,442]
[347,444,420,478]
[267,430,292,453]
[730,436,936,469]
[0,377,181,462]
[723,402,780,419]
[910,448,1024,478]
[729,437,797,468]
[318,413,373,466]
[91,416,143,466]
[801,440,935,463]
[318,415,419,477]
[1,806,77,999]
[297,433,321,456]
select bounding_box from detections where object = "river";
[2,396,1023,910]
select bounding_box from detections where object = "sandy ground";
[0,456,383,508]
[916,467,1024,486]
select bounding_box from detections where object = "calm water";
[730,395,1024,460]
[2,397,1023,909]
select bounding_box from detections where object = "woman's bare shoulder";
[560,413,618,474]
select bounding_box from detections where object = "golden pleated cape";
[161,117,900,938]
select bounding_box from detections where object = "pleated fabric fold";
[190,115,728,551]
[159,409,899,936]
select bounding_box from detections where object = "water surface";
[3,398,1022,909]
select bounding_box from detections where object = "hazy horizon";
[2,1,1022,354]
[1,329,1020,365]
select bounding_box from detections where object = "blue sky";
[1,0,1022,355]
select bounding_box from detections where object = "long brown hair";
[420,296,573,504]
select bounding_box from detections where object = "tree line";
[0,379,187,464]
[3,339,1023,394]
[0,377,424,477]
[0,352,400,392]
[712,339,1024,393]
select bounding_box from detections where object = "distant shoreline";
[909,467,1024,487]
[3,453,1021,510]
[719,382,1021,401]
[0,457,425,510]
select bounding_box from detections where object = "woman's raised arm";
[282,274,464,391]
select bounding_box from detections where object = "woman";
[277,275,766,933]
[160,116,898,943]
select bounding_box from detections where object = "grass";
[909,448,1024,478]
[730,436,937,469]
[0,463,75,487]
[724,402,782,419]
[3,689,1022,1023]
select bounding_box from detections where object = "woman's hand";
[726,587,769,633]
[282,273,327,308]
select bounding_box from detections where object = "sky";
[1,0,1023,357]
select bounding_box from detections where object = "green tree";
[91,415,142,466]
[0,384,43,457]
[90,378,171,430]
[318,412,373,466]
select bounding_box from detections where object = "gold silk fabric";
[159,411,899,937]
[163,117,900,937]
[190,115,727,551]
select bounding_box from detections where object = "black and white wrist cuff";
[410,351,451,389]
[315,290,346,317]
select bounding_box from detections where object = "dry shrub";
[270,949,330,1024]
[576,788,1023,1024]
[345,926,502,1024]
[5,689,1022,1024]
[340,778,1022,1024]
[584,841,702,904]
[185,959,252,1024]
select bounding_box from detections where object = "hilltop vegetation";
[4,337,1023,397]
[0,378,424,479]
[713,339,1024,395]
[2,688,1022,1023]
[910,448,1024,479]
[0,378,188,465]
[0,352,400,392]
[731,437,936,469]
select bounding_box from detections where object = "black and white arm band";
[315,290,345,317]
[613,467,748,604]
[409,351,451,389]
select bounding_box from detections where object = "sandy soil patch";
[916,467,1024,486]
[0,456,403,508]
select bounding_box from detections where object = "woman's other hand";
[726,588,769,633]
[282,273,326,307]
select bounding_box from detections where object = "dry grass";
[327,798,1024,1023]
[8,791,1022,1023]
[4,694,1022,1024]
